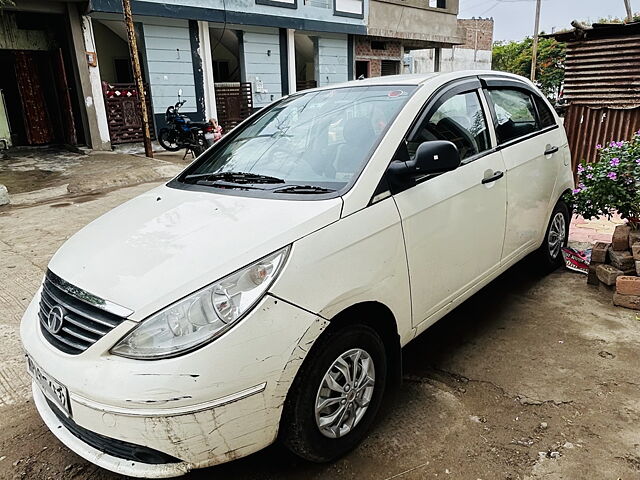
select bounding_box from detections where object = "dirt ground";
[0,182,639,480]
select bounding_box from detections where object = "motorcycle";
[157,92,214,156]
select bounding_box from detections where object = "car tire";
[280,324,387,463]
[535,200,570,272]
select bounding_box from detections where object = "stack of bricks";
[589,224,640,309]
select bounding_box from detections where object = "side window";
[406,90,491,162]
[533,95,556,128]
[487,88,539,144]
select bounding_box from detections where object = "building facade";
[408,17,493,74]
[355,0,465,78]
[1,0,464,150]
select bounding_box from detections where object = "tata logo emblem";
[46,305,66,334]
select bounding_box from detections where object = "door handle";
[544,145,559,155]
[482,171,504,184]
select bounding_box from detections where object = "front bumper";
[33,385,192,478]
[22,292,329,476]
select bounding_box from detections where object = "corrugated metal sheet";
[564,105,640,167]
[563,36,640,108]
[557,27,640,170]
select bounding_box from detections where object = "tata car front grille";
[38,271,127,355]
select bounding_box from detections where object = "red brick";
[616,276,640,295]
[596,264,624,286]
[612,224,631,251]
[591,242,610,263]
[613,292,640,310]
[587,264,599,285]
[608,248,634,270]
[629,230,640,249]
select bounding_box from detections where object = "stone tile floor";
[569,214,623,244]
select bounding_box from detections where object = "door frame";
[375,76,500,199]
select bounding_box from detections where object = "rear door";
[481,78,562,263]
[390,78,507,328]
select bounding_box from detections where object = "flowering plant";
[567,131,640,224]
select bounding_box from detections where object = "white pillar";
[80,15,111,148]
[287,29,296,94]
[198,21,217,120]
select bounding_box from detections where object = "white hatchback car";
[21,72,573,478]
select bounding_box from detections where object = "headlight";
[111,246,290,359]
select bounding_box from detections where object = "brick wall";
[355,36,402,60]
[457,18,494,51]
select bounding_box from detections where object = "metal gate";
[103,82,154,144]
[214,82,253,132]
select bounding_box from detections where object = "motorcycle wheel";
[158,128,182,152]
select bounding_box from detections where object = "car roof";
[305,70,532,90]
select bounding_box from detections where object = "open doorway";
[294,33,316,91]
[356,60,370,79]
[92,19,134,84]
[209,28,241,82]
[0,11,83,147]
[92,18,154,145]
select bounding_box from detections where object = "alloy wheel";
[315,348,375,439]
[548,212,566,259]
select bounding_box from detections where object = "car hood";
[48,185,342,321]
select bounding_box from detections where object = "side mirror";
[389,140,460,177]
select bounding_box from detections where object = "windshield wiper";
[274,185,336,194]
[184,171,285,184]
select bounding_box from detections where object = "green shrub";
[566,131,640,223]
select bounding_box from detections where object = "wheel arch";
[275,300,402,444]
[324,301,401,384]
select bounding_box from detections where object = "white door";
[391,84,507,327]
[484,86,561,262]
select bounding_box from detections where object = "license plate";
[26,355,71,417]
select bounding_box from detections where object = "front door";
[391,81,507,327]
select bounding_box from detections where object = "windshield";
[181,85,417,194]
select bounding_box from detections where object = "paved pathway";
[569,214,623,244]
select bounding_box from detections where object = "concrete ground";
[0,176,639,479]
[0,145,188,207]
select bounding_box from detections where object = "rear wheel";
[280,324,387,462]
[535,200,570,272]
[158,128,181,151]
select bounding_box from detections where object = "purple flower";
[608,172,617,180]
[636,159,640,164]
[586,174,594,179]
[577,164,585,173]
[610,141,617,147]
[610,158,620,166]
[578,183,586,189]
[587,165,594,170]
[596,144,603,149]
[572,188,582,194]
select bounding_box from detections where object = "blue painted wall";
[142,18,197,114]
[241,28,283,108]
[317,35,348,87]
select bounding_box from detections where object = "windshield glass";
[182,85,417,193]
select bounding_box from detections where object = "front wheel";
[280,324,387,463]
[157,128,182,151]
[535,200,570,272]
